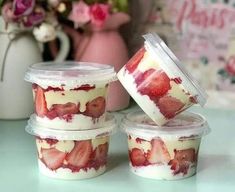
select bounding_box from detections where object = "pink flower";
[226,56,235,76]
[90,3,110,28]
[23,6,45,27]
[1,2,18,22]
[69,1,91,27]
[13,0,35,17]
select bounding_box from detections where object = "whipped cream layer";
[38,161,106,180]
[130,163,196,180]
[36,114,106,130]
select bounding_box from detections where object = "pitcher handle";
[54,30,70,62]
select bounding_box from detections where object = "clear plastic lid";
[143,33,208,106]
[25,113,116,140]
[121,110,210,140]
[24,61,117,87]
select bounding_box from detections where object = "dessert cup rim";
[25,113,117,140]
[24,61,117,86]
[121,110,210,139]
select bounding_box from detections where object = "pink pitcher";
[62,13,131,111]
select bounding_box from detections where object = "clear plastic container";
[121,111,210,180]
[26,113,116,180]
[24,61,116,130]
[117,33,208,126]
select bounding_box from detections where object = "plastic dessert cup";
[24,62,116,130]
[121,111,210,180]
[117,33,208,126]
[25,113,116,180]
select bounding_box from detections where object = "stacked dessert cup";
[118,33,210,180]
[24,61,117,180]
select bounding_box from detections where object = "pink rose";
[1,2,18,22]
[69,1,91,27]
[226,56,235,76]
[13,0,35,17]
[90,3,109,28]
[23,6,45,27]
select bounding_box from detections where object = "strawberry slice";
[158,96,185,119]
[46,110,58,120]
[168,159,179,172]
[84,97,105,118]
[49,102,79,117]
[125,47,145,73]
[41,148,66,170]
[168,148,196,175]
[174,148,196,163]
[138,69,171,98]
[147,138,170,164]
[129,148,146,166]
[35,86,48,117]
[94,143,109,165]
[66,140,92,168]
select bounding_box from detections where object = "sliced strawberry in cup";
[46,110,58,120]
[129,148,146,166]
[126,47,145,73]
[138,69,171,98]
[66,140,92,168]
[35,86,48,117]
[94,143,108,165]
[158,96,185,119]
[147,138,171,164]
[169,148,196,175]
[84,97,106,118]
[41,148,66,170]
[50,102,79,117]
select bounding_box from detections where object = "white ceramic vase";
[0,17,69,119]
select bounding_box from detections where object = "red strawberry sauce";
[70,84,96,91]
[136,138,147,143]
[44,86,64,92]
[35,84,96,92]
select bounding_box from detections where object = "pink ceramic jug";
[62,13,131,111]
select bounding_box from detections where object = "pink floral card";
[146,0,235,91]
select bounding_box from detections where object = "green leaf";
[112,0,128,12]
[85,0,107,5]
[211,0,218,3]
[217,69,229,78]
[0,0,4,7]
[84,0,95,5]
[231,77,235,84]
[200,56,209,65]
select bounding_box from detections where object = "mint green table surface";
[0,106,234,192]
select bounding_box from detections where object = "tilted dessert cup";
[117,33,207,126]
[24,61,116,130]
[121,111,210,180]
[26,113,116,180]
